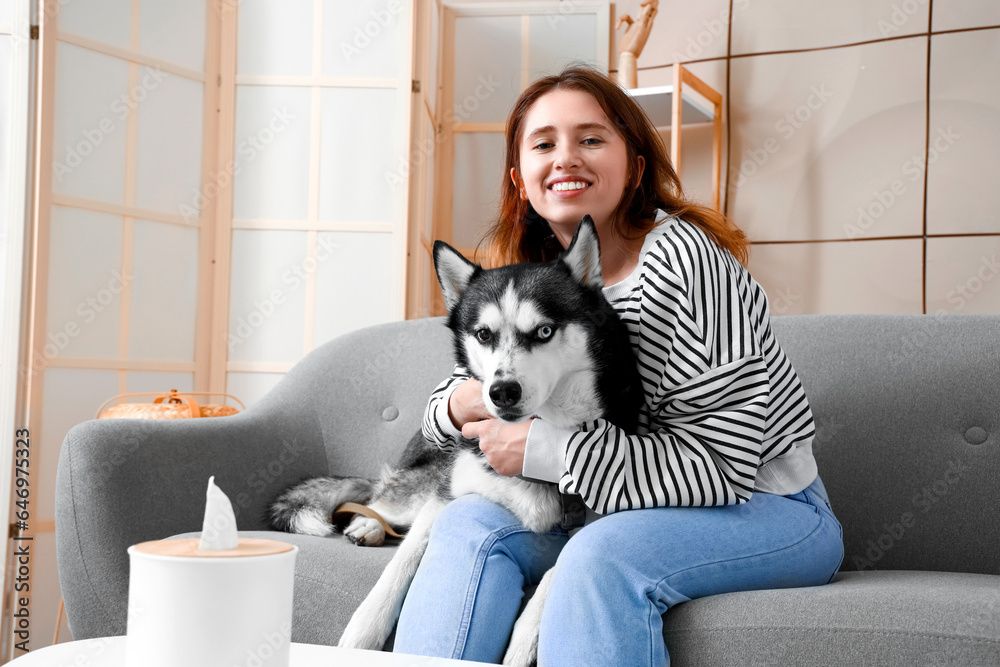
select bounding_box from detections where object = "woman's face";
[513,88,641,242]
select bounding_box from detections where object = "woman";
[394,66,843,666]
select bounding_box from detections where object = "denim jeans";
[393,476,843,666]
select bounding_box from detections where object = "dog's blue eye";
[537,325,554,340]
[476,329,492,343]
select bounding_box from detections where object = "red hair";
[477,66,749,268]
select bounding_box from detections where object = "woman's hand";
[462,419,533,477]
[447,378,492,429]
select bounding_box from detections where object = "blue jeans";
[393,476,843,666]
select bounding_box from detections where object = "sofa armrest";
[55,409,328,639]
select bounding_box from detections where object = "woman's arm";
[422,367,491,449]
[422,369,470,448]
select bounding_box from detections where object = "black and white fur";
[270,216,642,664]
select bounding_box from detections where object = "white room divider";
[224,0,412,402]
[26,0,215,651]
[21,0,414,651]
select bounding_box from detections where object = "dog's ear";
[433,241,479,312]
[560,215,603,289]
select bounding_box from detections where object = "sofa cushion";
[663,570,1000,666]
[199,534,999,666]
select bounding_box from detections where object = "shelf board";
[626,85,715,128]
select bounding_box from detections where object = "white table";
[10,637,495,666]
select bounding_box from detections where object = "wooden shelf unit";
[625,63,724,211]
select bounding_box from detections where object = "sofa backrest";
[772,314,998,576]
[266,313,998,576]
[256,316,456,479]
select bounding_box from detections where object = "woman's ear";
[635,155,645,189]
[510,167,528,200]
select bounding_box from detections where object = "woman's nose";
[554,143,580,169]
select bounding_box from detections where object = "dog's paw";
[344,516,386,547]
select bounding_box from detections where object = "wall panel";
[616,0,1000,315]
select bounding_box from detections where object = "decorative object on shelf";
[616,0,659,89]
[96,389,245,420]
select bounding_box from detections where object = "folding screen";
[225,0,412,403]
[25,0,413,649]
[405,0,441,319]
[25,0,213,648]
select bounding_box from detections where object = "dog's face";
[433,217,606,425]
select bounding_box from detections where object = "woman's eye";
[537,325,554,340]
[533,142,553,150]
[476,329,492,343]
[583,137,603,145]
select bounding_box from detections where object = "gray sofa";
[56,314,1000,665]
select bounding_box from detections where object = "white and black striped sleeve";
[421,366,472,451]
[558,229,771,511]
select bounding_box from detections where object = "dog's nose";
[489,381,521,408]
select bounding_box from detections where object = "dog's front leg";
[338,496,446,650]
[503,566,554,667]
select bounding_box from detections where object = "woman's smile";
[547,176,593,197]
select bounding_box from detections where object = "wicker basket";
[96,389,245,420]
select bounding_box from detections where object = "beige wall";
[617,0,1000,315]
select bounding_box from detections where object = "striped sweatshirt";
[422,211,818,515]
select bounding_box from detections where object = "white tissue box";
[126,538,298,667]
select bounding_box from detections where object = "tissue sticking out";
[199,476,239,550]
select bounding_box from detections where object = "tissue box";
[126,538,297,667]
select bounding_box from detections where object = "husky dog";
[270,216,642,665]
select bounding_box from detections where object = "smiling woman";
[396,65,843,667]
